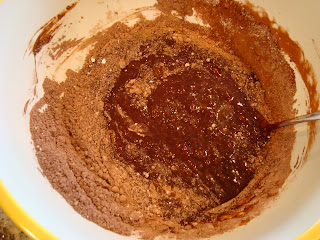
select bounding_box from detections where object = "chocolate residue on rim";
[24,2,78,116]
[30,2,78,56]
[242,1,320,163]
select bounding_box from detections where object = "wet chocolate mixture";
[105,49,269,204]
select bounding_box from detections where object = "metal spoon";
[268,110,320,131]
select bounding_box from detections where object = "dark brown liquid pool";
[105,51,270,205]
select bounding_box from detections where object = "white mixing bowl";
[0,0,319,239]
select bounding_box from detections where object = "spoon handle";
[276,110,320,128]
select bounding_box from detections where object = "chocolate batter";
[29,0,297,239]
[106,51,269,205]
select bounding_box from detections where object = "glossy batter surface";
[105,51,269,204]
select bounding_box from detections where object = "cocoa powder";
[30,0,296,239]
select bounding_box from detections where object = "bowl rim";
[1,179,320,240]
[0,180,58,240]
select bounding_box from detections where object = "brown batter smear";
[30,0,297,239]
[242,2,320,164]
[30,2,78,56]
